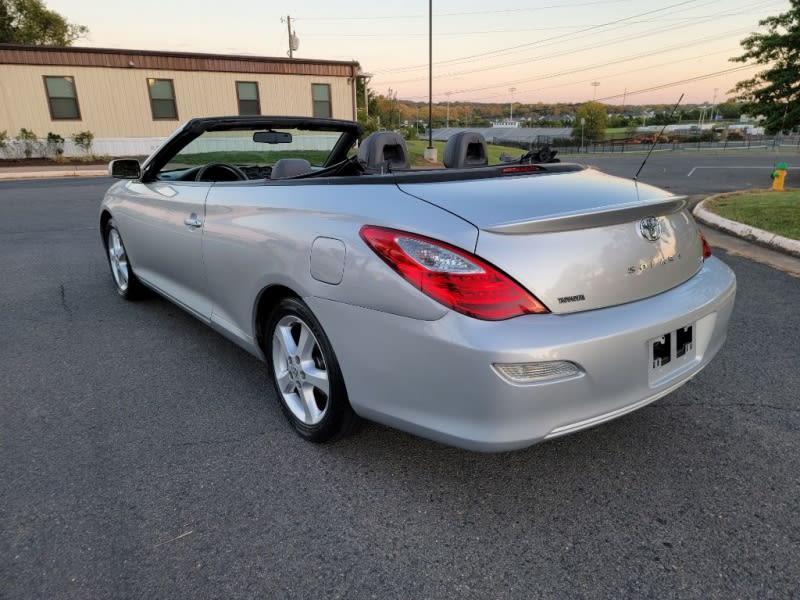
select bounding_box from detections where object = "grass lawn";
[605,127,631,140]
[704,189,800,240]
[405,139,526,167]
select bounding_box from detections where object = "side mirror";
[109,159,141,179]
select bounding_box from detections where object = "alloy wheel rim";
[107,229,129,292]
[271,315,330,425]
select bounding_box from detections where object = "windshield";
[158,128,348,179]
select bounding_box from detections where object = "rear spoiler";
[482,196,688,235]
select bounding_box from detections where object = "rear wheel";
[266,297,360,442]
[105,219,146,300]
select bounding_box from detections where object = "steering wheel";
[195,162,248,182]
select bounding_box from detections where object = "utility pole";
[509,87,516,120]
[388,88,394,130]
[282,16,298,58]
[446,91,451,128]
[424,0,436,161]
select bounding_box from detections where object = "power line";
[455,47,750,103]
[302,17,742,39]
[378,12,759,89]
[595,64,757,101]
[372,0,706,74]
[527,48,739,97]
[380,0,780,79]
[400,62,756,105]
[294,0,630,21]
[371,0,780,100]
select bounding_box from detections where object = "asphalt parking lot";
[1,170,799,599]
[564,149,798,196]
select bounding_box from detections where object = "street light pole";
[710,87,718,123]
[509,87,516,121]
[359,72,372,119]
[581,117,585,153]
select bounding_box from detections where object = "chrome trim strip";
[544,372,700,439]
[483,196,688,235]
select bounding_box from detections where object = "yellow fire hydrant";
[771,162,787,191]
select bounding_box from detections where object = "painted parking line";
[687,166,797,177]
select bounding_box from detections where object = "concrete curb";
[694,194,800,258]
[0,169,107,180]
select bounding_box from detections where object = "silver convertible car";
[100,116,736,452]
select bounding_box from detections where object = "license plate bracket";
[649,324,695,383]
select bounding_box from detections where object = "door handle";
[184,214,203,228]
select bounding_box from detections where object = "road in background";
[1,176,798,598]
[562,150,797,196]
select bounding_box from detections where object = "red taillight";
[359,225,549,320]
[700,231,712,260]
[501,165,543,174]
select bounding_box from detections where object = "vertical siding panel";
[1,59,358,139]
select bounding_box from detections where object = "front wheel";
[266,297,360,442]
[105,218,146,300]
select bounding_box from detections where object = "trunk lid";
[397,167,704,314]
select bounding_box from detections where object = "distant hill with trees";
[358,90,745,139]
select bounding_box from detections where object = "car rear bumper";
[306,256,736,452]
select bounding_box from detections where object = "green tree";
[572,102,608,142]
[731,0,800,133]
[0,0,88,45]
[716,100,743,120]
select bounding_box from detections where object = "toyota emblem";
[638,216,662,242]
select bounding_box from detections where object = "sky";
[45,0,791,106]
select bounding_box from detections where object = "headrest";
[443,132,489,168]
[357,131,410,171]
[271,158,312,179]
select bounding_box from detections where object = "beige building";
[0,44,361,155]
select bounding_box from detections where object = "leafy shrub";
[402,125,418,141]
[71,130,94,155]
[46,132,65,160]
[16,128,43,159]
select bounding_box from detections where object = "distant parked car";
[100,116,736,452]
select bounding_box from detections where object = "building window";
[236,81,260,115]
[43,76,81,120]
[147,78,178,120]
[312,84,331,118]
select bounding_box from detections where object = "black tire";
[104,218,146,300]
[265,297,360,442]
